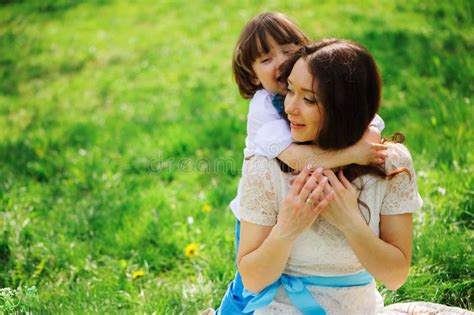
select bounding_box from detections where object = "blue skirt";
[215,220,254,314]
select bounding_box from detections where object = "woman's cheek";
[308,125,318,140]
[307,116,320,139]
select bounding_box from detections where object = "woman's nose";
[284,95,298,115]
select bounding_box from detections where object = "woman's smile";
[290,121,306,130]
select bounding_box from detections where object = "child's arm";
[279,126,387,171]
[247,91,293,158]
[251,93,387,170]
[253,119,293,158]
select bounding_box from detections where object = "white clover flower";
[187,216,194,225]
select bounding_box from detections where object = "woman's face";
[284,58,324,142]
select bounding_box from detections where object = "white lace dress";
[237,143,423,315]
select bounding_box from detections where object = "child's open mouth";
[277,75,286,84]
[276,75,287,92]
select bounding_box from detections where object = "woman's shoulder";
[239,156,283,226]
[379,143,423,214]
[384,142,415,172]
[245,155,282,177]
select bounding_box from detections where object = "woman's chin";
[291,132,312,143]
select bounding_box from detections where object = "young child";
[206,12,387,315]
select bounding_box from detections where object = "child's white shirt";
[231,89,291,218]
[230,89,385,219]
[243,89,293,159]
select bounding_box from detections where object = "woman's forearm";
[238,227,294,294]
[342,222,411,290]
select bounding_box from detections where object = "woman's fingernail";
[306,163,314,170]
[316,167,323,173]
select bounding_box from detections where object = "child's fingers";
[374,158,384,165]
[374,151,388,159]
[371,143,388,151]
[370,150,387,165]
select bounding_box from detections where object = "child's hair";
[232,12,309,99]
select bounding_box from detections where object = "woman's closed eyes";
[286,86,318,105]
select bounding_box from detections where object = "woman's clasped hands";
[273,164,334,242]
[274,166,367,241]
[319,169,367,233]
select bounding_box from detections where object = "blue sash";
[242,271,373,315]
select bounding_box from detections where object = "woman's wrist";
[270,223,298,244]
[340,213,368,237]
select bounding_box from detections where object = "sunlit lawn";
[0,0,472,313]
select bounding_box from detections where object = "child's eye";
[260,57,271,63]
[282,45,297,54]
[286,87,294,95]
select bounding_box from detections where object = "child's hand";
[351,126,388,165]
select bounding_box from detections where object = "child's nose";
[276,51,287,66]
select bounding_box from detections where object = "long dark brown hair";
[280,39,409,222]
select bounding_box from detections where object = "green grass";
[0,0,473,313]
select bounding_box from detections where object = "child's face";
[252,36,298,95]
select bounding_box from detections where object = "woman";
[236,39,423,314]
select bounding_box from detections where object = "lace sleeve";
[381,144,423,215]
[238,156,279,226]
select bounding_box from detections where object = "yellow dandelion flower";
[202,203,212,213]
[184,242,199,258]
[132,270,145,279]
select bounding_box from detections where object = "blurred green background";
[0,0,473,313]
